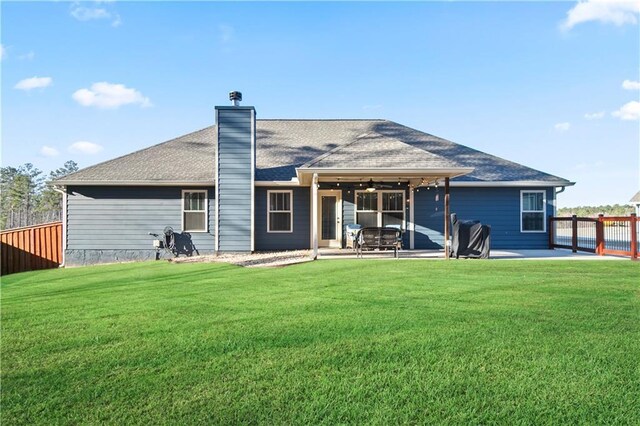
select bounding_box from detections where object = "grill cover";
[450,213,491,259]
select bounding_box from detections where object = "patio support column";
[444,177,450,259]
[312,173,319,260]
[409,186,415,249]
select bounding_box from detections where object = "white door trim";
[317,190,342,248]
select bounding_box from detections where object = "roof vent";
[229,91,242,106]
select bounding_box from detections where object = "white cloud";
[612,100,640,120]
[68,141,104,155]
[40,146,60,158]
[219,24,234,43]
[584,111,605,119]
[71,6,110,21]
[554,122,571,131]
[19,51,35,61]
[14,76,53,91]
[622,79,640,90]
[72,82,152,109]
[111,14,122,27]
[561,0,640,30]
[70,3,122,27]
[0,44,6,60]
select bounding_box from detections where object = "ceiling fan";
[365,179,397,192]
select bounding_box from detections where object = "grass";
[2,260,639,424]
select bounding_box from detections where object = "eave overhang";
[295,167,475,186]
[449,180,575,187]
[51,180,215,187]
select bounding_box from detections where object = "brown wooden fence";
[1,222,63,276]
[549,214,638,260]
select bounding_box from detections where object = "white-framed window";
[182,190,208,232]
[355,190,405,229]
[267,190,293,233]
[521,190,546,232]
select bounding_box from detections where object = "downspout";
[554,186,566,217]
[52,185,67,267]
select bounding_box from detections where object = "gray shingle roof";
[54,119,572,185]
[630,191,640,203]
[300,132,462,169]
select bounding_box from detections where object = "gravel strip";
[169,250,313,268]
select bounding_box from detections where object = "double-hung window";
[268,190,293,232]
[355,190,405,228]
[356,192,378,227]
[521,190,546,232]
[182,190,207,232]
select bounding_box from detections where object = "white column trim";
[214,108,220,253]
[311,173,319,259]
[52,186,67,267]
[250,108,256,252]
[409,186,415,249]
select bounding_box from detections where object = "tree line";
[0,161,79,230]
[557,204,635,217]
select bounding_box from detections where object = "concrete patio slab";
[318,248,628,260]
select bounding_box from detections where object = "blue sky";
[2,1,638,207]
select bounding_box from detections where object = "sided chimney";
[215,91,256,252]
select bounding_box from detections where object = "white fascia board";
[299,167,474,175]
[449,180,575,187]
[296,167,475,185]
[255,179,300,187]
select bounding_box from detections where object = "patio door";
[318,190,342,248]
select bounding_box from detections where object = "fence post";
[596,214,604,256]
[631,213,638,261]
[548,216,554,249]
[571,215,578,253]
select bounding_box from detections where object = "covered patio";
[296,168,474,259]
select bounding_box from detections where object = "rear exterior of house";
[56,96,572,266]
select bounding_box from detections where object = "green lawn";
[2,260,639,424]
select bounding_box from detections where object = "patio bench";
[355,227,402,258]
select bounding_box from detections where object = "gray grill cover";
[450,213,491,259]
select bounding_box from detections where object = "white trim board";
[267,189,294,233]
[353,189,406,229]
[520,190,547,233]
[182,189,209,233]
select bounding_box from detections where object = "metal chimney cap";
[229,91,242,102]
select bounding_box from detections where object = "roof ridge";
[53,125,215,183]
[300,132,374,168]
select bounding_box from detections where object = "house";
[53,92,574,265]
[630,191,640,216]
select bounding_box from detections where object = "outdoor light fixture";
[365,179,376,192]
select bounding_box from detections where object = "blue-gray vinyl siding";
[66,186,215,251]
[414,187,554,249]
[254,187,310,250]
[216,107,255,251]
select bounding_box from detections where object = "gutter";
[52,185,67,268]
[451,181,575,188]
[51,180,214,187]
